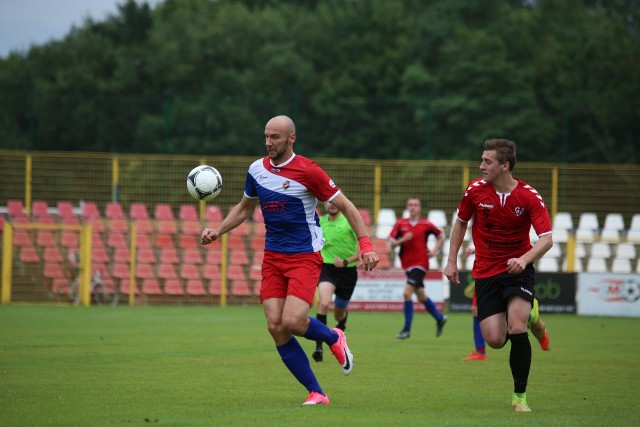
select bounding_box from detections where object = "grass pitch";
[1,305,639,426]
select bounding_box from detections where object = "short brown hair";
[484,139,516,171]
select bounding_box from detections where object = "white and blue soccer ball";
[186,165,222,201]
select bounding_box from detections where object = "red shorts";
[259,250,323,306]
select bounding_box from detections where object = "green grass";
[1,305,639,426]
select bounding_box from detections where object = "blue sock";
[403,300,414,331]
[276,338,323,394]
[424,298,443,321]
[304,317,339,346]
[473,316,485,353]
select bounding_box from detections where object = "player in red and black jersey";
[444,139,553,412]
[389,198,446,339]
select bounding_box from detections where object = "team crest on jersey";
[515,207,525,216]
[282,180,290,190]
[329,179,336,188]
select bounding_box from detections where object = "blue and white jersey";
[244,154,340,254]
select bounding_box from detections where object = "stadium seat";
[181,220,201,235]
[156,219,177,235]
[207,280,222,296]
[142,278,162,295]
[43,246,63,263]
[578,212,599,231]
[464,254,475,271]
[135,233,152,249]
[202,264,221,280]
[586,258,607,273]
[186,279,207,296]
[159,248,180,264]
[157,264,178,280]
[19,245,40,263]
[154,204,175,221]
[231,222,250,236]
[119,279,140,295]
[178,234,199,248]
[32,200,51,218]
[375,225,393,239]
[179,204,199,221]
[163,279,184,295]
[61,215,79,226]
[603,213,625,232]
[56,201,76,219]
[52,278,71,294]
[229,249,249,265]
[377,252,391,269]
[427,209,448,228]
[44,262,65,279]
[205,205,224,222]
[377,208,397,226]
[129,203,149,220]
[113,247,131,264]
[562,257,583,272]
[553,228,569,243]
[590,242,611,259]
[537,257,560,272]
[12,229,32,247]
[251,251,264,266]
[109,219,129,233]
[358,208,372,226]
[107,232,127,249]
[36,230,56,247]
[249,266,262,282]
[155,233,175,249]
[574,243,587,259]
[180,264,201,280]
[611,258,632,273]
[227,265,247,281]
[252,207,264,223]
[600,229,620,241]
[92,245,110,263]
[205,248,222,265]
[231,280,251,296]
[86,218,105,233]
[105,202,125,219]
[133,219,153,235]
[227,235,246,250]
[137,248,156,264]
[7,199,27,218]
[135,263,156,279]
[252,281,261,296]
[81,201,101,219]
[627,229,640,243]
[615,243,636,260]
[552,212,573,231]
[576,228,596,242]
[546,244,562,258]
[250,236,265,251]
[629,214,640,231]
[182,247,203,265]
[112,263,131,279]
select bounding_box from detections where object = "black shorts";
[318,264,358,302]
[475,264,535,322]
[405,268,426,289]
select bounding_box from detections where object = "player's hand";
[506,257,526,274]
[358,252,379,272]
[333,256,344,268]
[402,232,414,242]
[443,262,460,285]
[200,228,220,245]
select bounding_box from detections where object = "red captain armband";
[358,236,374,254]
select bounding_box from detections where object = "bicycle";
[68,269,119,307]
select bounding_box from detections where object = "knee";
[318,300,332,314]
[266,318,284,338]
[402,291,412,300]
[281,314,308,336]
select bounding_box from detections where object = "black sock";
[316,314,327,349]
[336,311,348,331]
[509,332,532,393]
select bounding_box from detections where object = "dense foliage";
[1,0,638,163]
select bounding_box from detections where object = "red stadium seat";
[231,280,251,296]
[137,248,156,264]
[155,233,175,249]
[13,230,33,247]
[113,247,131,264]
[119,279,140,295]
[358,208,372,226]
[156,219,177,235]
[154,204,175,220]
[231,222,250,236]
[43,246,63,263]
[202,264,221,280]
[163,279,184,295]
[107,232,127,249]
[135,233,152,249]
[52,278,71,294]
[181,247,203,265]
[91,245,110,263]
[56,201,76,219]
[179,204,199,221]
[207,280,222,296]
[105,202,125,220]
[31,200,51,218]
[8,199,27,218]
[181,220,202,235]
[178,234,199,248]
[179,264,201,280]
[186,279,207,296]
[44,262,65,279]
[81,201,101,219]
[229,249,249,265]
[251,251,264,266]
[109,219,129,233]
[227,235,246,250]
[250,236,265,251]
[60,231,79,249]
[86,218,105,233]
[142,278,162,295]
[36,230,56,247]
[249,266,262,282]
[157,264,178,280]
[129,203,149,220]
[252,281,261,295]
[227,265,246,281]
[205,205,224,222]
[133,219,153,234]
[112,263,131,279]
[19,245,40,263]
[205,248,222,265]
[135,263,155,279]
[159,248,179,264]
[61,216,79,226]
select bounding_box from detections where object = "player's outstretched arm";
[201,196,258,245]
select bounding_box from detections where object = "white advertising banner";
[577,273,640,317]
[349,269,445,312]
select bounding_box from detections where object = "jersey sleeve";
[456,182,478,222]
[388,221,401,241]
[305,161,340,202]
[527,188,552,235]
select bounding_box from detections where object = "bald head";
[266,115,296,135]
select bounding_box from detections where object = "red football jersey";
[456,178,552,278]
[389,218,442,271]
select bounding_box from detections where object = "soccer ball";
[186,165,222,201]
